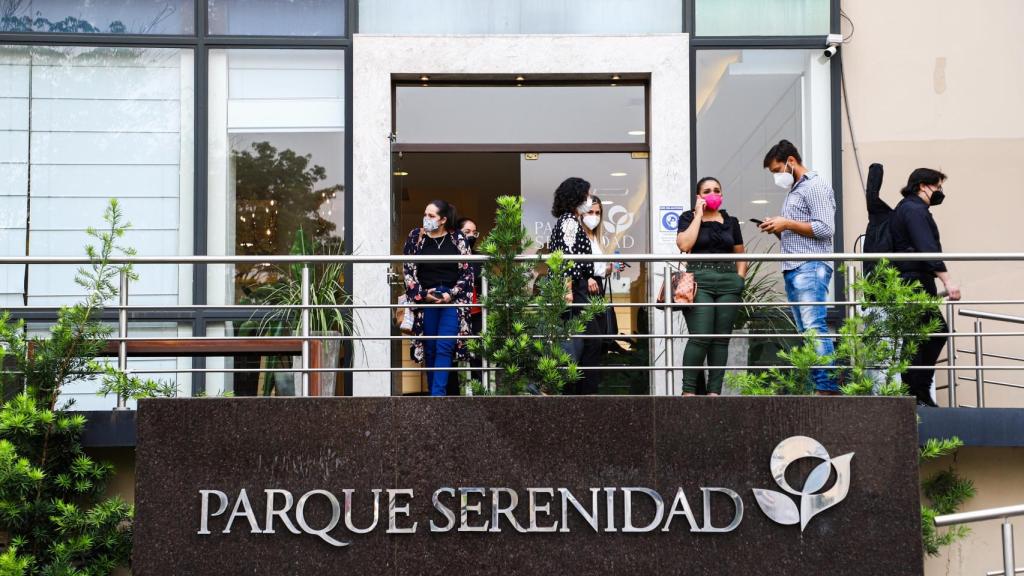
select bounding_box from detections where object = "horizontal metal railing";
[935,503,1024,576]
[1,252,1023,405]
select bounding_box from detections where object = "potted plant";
[242,228,353,396]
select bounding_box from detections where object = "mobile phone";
[748,218,764,226]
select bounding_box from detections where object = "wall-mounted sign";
[135,398,923,575]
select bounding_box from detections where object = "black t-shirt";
[417,233,461,289]
[677,210,744,253]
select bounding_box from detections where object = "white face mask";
[582,214,601,231]
[422,216,440,232]
[773,163,795,190]
[576,197,593,215]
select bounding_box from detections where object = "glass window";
[695,48,832,328]
[208,0,346,36]
[696,49,831,219]
[0,0,195,34]
[396,85,647,145]
[696,0,829,37]
[206,49,346,307]
[0,45,194,308]
[359,0,682,34]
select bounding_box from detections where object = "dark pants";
[681,267,743,394]
[565,277,605,395]
[900,275,947,403]
[463,312,484,391]
[423,306,459,396]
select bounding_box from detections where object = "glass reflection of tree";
[0,0,177,33]
[233,141,341,292]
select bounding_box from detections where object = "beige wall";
[840,0,1024,408]
[921,448,1024,575]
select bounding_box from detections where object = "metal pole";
[1004,521,1017,576]
[300,266,310,397]
[975,319,986,407]
[662,263,675,396]
[479,275,488,395]
[116,268,128,410]
[946,302,957,407]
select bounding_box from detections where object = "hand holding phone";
[748,218,764,227]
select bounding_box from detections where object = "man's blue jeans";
[422,306,459,396]
[783,261,837,392]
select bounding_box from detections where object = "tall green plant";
[469,196,603,395]
[727,260,973,555]
[0,199,163,574]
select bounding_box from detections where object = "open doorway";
[390,81,653,396]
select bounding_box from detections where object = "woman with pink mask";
[675,177,748,395]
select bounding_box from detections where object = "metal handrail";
[3,252,1023,403]
[960,309,1024,325]
[935,504,1023,576]
[2,251,1024,265]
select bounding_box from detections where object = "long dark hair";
[550,177,591,218]
[900,168,947,197]
[427,199,458,232]
[695,176,721,194]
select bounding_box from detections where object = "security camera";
[823,44,839,58]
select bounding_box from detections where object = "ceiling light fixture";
[393,171,409,176]
[751,199,769,204]
[610,172,628,177]
[627,130,645,136]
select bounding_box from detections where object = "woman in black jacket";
[891,168,961,407]
[547,176,600,394]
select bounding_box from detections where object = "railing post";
[478,275,488,396]
[116,268,128,410]
[663,262,675,396]
[300,265,310,397]
[974,318,986,407]
[946,301,957,407]
[1003,520,1016,576]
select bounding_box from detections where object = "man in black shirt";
[891,168,961,406]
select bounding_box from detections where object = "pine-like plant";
[469,196,603,395]
[727,260,973,555]
[0,199,160,573]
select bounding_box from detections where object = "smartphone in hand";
[748,218,764,226]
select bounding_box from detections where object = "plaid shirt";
[780,171,835,271]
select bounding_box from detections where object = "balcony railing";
[2,252,1023,408]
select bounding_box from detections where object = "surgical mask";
[928,187,946,207]
[582,214,601,230]
[703,193,723,211]
[576,197,593,215]
[773,163,795,190]
[464,235,477,250]
[422,217,440,232]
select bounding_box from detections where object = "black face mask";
[928,188,946,207]
[465,236,477,250]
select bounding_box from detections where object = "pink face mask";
[703,193,723,211]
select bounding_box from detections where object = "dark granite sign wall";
[135,397,923,575]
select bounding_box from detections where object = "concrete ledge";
[81,405,1024,449]
[917,407,1024,447]
[81,410,136,447]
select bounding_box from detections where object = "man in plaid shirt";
[758,140,838,394]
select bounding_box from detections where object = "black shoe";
[916,397,939,408]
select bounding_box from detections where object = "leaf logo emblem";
[753,436,854,530]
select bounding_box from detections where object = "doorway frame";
[352,34,690,396]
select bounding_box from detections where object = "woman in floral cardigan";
[402,199,475,396]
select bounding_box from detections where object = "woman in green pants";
[675,177,748,395]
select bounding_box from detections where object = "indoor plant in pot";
[244,228,353,396]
